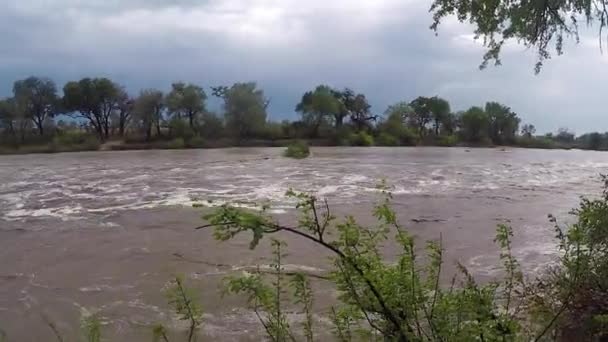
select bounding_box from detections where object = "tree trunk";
[37,121,44,136]
[146,125,152,141]
[119,120,125,137]
[334,114,344,129]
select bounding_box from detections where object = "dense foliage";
[0,77,606,153]
[284,141,311,159]
[430,0,608,72]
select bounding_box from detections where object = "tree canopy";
[430,0,608,72]
[13,77,59,136]
[166,82,207,130]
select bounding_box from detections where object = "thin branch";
[429,232,443,321]
[336,261,387,336]
[41,314,64,342]
[533,237,582,342]
[196,220,410,341]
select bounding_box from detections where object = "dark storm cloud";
[1,0,606,133]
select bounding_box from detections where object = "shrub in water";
[284,141,310,159]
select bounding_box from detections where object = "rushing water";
[1,147,607,340]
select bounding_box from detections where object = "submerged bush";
[284,140,310,159]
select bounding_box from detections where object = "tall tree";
[408,96,434,139]
[380,102,415,144]
[0,98,17,138]
[134,89,164,141]
[332,88,377,130]
[12,77,58,136]
[215,82,267,140]
[116,88,134,137]
[485,102,520,144]
[427,96,451,136]
[166,82,207,130]
[63,78,122,141]
[521,124,536,138]
[296,85,340,137]
[460,106,490,143]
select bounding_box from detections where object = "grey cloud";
[0,0,606,133]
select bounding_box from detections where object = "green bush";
[52,131,100,151]
[376,132,400,146]
[348,131,374,146]
[187,136,206,148]
[166,137,186,149]
[437,134,458,146]
[516,136,555,149]
[169,118,195,140]
[283,140,310,159]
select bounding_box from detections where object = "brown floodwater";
[1,147,607,341]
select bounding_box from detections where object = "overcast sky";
[1,0,606,133]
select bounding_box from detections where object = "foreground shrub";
[284,140,310,159]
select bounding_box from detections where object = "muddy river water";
[1,147,606,341]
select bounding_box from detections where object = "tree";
[441,112,458,135]
[378,102,417,145]
[332,88,377,130]
[556,128,575,143]
[134,89,164,141]
[198,112,224,138]
[460,106,490,142]
[329,88,352,128]
[408,96,434,138]
[427,96,451,136]
[115,88,133,137]
[429,0,608,72]
[63,78,122,141]
[521,124,536,138]
[12,77,58,136]
[485,102,520,144]
[166,82,207,130]
[296,85,340,138]
[0,98,17,138]
[216,82,267,140]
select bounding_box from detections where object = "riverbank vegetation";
[1,77,606,154]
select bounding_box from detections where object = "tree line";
[0,76,604,151]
